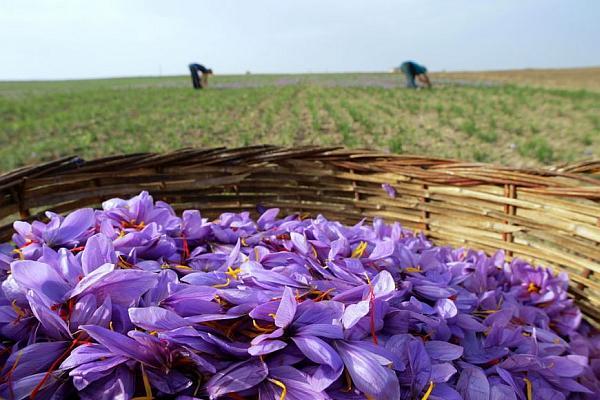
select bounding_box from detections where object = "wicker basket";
[1,146,598,325]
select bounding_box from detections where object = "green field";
[1,73,598,172]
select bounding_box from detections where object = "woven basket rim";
[0,146,598,325]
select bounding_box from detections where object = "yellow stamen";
[149,330,158,336]
[300,212,311,220]
[173,264,193,270]
[141,364,153,400]
[212,278,231,288]
[364,272,372,285]
[254,247,260,261]
[11,300,27,318]
[241,238,248,246]
[351,241,368,258]
[12,248,24,260]
[523,377,533,400]
[268,313,277,319]
[314,288,334,301]
[268,378,287,400]
[252,320,274,333]
[405,266,421,273]
[421,381,434,400]
[109,321,114,331]
[117,230,126,239]
[311,245,318,258]
[226,266,242,279]
[527,282,540,294]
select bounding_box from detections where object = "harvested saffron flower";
[0,191,597,399]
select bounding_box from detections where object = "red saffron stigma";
[30,333,88,399]
[369,284,378,345]
[182,235,190,260]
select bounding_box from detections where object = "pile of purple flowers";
[0,191,598,399]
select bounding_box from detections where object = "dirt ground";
[431,67,600,92]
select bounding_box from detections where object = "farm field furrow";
[1,72,598,172]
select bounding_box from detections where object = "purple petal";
[70,354,129,390]
[335,340,400,400]
[275,286,297,328]
[296,323,344,339]
[128,306,190,331]
[11,260,70,303]
[78,365,135,400]
[456,366,490,400]
[413,284,455,300]
[435,298,458,319]
[368,240,395,260]
[61,343,116,369]
[27,290,71,339]
[430,362,457,383]
[430,383,463,400]
[80,324,156,366]
[81,233,116,275]
[256,208,279,230]
[291,232,310,255]
[292,336,343,369]
[70,268,158,305]
[342,300,370,329]
[425,341,464,361]
[385,334,431,394]
[146,368,192,394]
[248,339,288,356]
[371,270,395,299]
[206,358,268,399]
[543,355,585,377]
[44,208,94,246]
[1,341,69,381]
[491,384,518,400]
[382,183,397,198]
[0,371,62,400]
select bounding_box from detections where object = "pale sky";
[1,0,599,80]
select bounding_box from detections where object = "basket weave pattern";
[1,146,598,323]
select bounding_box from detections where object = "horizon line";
[1,65,599,83]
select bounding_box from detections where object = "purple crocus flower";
[12,208,95,259]
[0,191,597,399]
